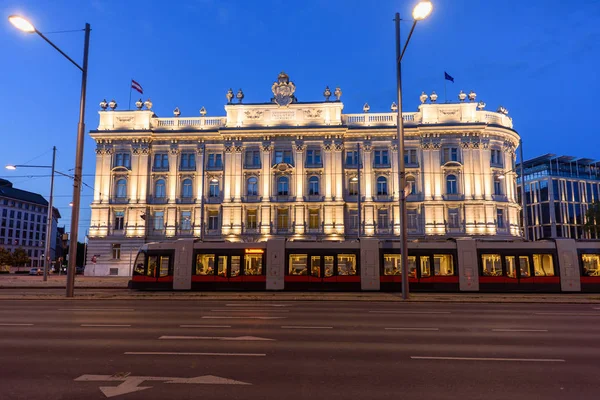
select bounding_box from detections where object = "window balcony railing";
[205,228,222,236]
[270,195,295,202]
[442,194,465,201]
[374,226,392,235]
[152,166,169,172]
[176,197,196,204]
[205,164,223,171]
[405,162,419,168]
[241,226,260,235]
[110,197,130,204]
[406,193,424,202]
[242,195,262,203]
[305,163,323,169]
[373,194,393,202]
[147,197,169,205]
[243,163,262,169]
[304,195,325,202]
[344,163,362,169]
[204,195,223,204]
[177,228,194,237]
[179,166,196,172]
[373,163,391,169]
[274,226,292,235]
[492,194,508,202]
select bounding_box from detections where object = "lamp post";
[395,1,433,300]
[6,146,57,281]
[9,15,91,297]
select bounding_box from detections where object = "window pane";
[196,254,215,275]
[383,254,401,275]
[337,254,357,275]
[420,256,431,278]
[311,256,321,277]
[505,256,517,278]
[231,256,240,277]
[147,256,158,277]
[434,254,454,276]
[533,254,555,276]
[133,252,146,275]
[481,254,502,276]
[289,254,308,275]
[324,256,334,277]
[519,256,531,277]
[244,254,263,275]
[217,256,228,277]
[582,254,600,277]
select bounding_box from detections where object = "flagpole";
[444,78,447,103]
[128,79,132,110]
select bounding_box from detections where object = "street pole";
[43,146,56,281]
[395,13,409,300]
[519,139,528,240]
[66,23,91,298]
[357,143,361,239]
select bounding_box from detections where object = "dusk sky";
[1,0,598,236]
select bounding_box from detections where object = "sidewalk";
[0,275,129,289]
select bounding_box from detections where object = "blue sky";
[1,0,599,236]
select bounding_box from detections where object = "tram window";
[245,254,263,275]
[147,256,158,277]
[324,256,334,277]
[217,256,228,277]
[159,256,170,277]
[481,254,502,276]
[533,254,555,276]
[408,256,417,278]
[505,256,517,278]
[383,254,401,275]
[337,254,357,275]
[289,254,308,275]
[420,257,431,278]
[311,256,321,277]
[133,252,145,275]
[231,256,241,277]
[196,254,215,275]
[434,254,454,276]
[582,254,600,276]
[519,256,531,277]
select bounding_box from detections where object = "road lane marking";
[281,326,333,329]
[202,316,286,320]
[159,335,274,341]
[385,327,439,331]
[210,309,289,313]
[370,311,451,314]
[411,356,565,362]
[534,312,600,316]
[0,323,34,326]
[226,304,288,307]
[81,324,132,327]
[58,308,135,311]
[125,352,266,357]
[492,329,548,332]
[180,325,231,328]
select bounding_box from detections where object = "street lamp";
[5,146,56,281]
[395,1,433,300]
[9,14,91,297]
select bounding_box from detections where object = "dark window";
[374,150,389,166]
[277,176,289,196]
[345,150,359,166]
[114,211,124,230]
[180,153,196,170]
[207,153,223,168]
[153,153,169,170]
[181,179,193,198]
[446,175,457,194]
[114,152,131,168]
[308,176,319,195]
[306,149,322,166]
[244,150,261,167]
[274,150,292,165]
[247,177,258,196]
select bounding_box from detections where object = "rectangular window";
[374,150,390,166]
[109,268,119,276]
[505,256,517,278]
[348,209,358,229]
[408,210,419,229]
[154,211,164,230]
[180,153,196,170]
[345,150,359,166]
[497,209,504,228]
[273,150,293,165]
[442,147,459,163]
[448,208,459,228]
[112,243,121,260]
[382,254,416,277]
[246,209,257,230]
[434,254,454,276]
[180,211,192,230]
[337,254,357,275]
[305,149,322,166]
[244,253,263,275]
[114,211,124,230]
[244,150,261,167]
[404,149,418,165]
[377,209,389,229]
[208,211,219,230]
[481,254,502,276]
[231,256,240,277]
[533,254,555,276]
[308,209,320,230]
[420,256,431,277]
[490,149,503,166]
[582,254,600,277]
[207,153,223,168]
[195,254,215,275]
[277,208,289,230]
[519,256,531,277]
[114,152,131,168]
[153,153,169,169]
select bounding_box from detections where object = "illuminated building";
[87,73,521,275]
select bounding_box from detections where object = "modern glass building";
[517,154,600,240]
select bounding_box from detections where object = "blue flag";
[444,72,454,83]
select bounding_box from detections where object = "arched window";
[406,175,416,195]
[181,178,193,198]
[209,179,220,198]
[446,175,457,194]
[116,179,127,198]
[155,179,166,198]
[277,176,289,196]
[247,177,258,196]
[377,176,388,196]
[308,176,319,196]
[494,177,503,195]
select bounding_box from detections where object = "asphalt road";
[1,300,599,400]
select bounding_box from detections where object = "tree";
[12,248,31,272]
[0,248,13,273]
[584,202,600,239]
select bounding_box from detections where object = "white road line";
[592,307,600,310]
[125,352,266,357]
[370,311,451,314]
[0,323,34,326]
[385,327,439,331]
[411,356,565,362]
[180,325,231,328]
[226,304,288,307]
[210,309,289,313]
[201,316,286,320]
[534,312,600,316]
[80,324,131,327]
[492,329,548,332]
[60,309,135,312]
[159,335,274,341]
[281,326,333,329]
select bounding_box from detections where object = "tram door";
[308,255,335,283]
[146,252,173,283]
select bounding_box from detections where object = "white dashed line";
[370,311,451,314]
[0,323,34,326]
[180,325,232,328]
[385,327,439,331]
[202,316,286,320]
[126,352,266,357]
[491,329,548,332]
[411,356,565,362]
[80,324,131,327]
[159,335,274,341]
[281,326,333,329]
[58,308,135,311]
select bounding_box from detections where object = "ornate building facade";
[87,73,521,276]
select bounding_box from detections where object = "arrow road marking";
[75,374,250,398]
[159,335,275,341]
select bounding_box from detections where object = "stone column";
[261,142,272,202]
[363,144,373,201]
[323,142,333,201]
[101,146,112,203]
[390,143,399,201]
[481,138,493,200]
[168,144,179,204]
[137,142,150,203]
[93,143,104,204]
[333,141,344,201]
[194,145,205,237]
[294,141,305,201]
[420,139,433,200]
[233,144,243,202]
[431,141,443,200]
[223,143,233,203]
[461,138,473,199]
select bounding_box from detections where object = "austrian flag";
[131,79,143,94]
